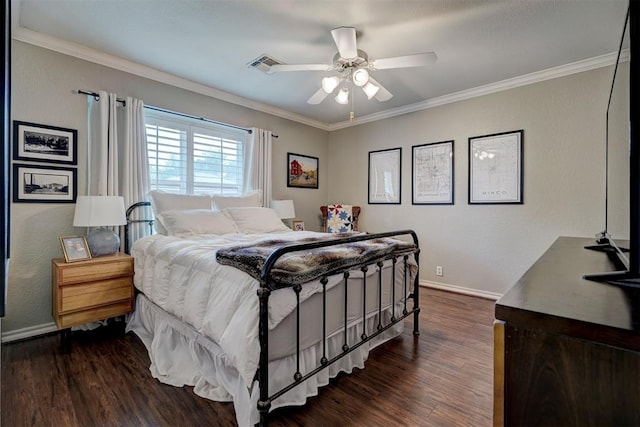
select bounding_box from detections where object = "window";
[144,109,246,195]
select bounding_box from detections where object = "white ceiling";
[14,0,629,129]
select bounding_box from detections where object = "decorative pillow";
[157,209,239,237]
[147,190,213,235]
[223,207,291,234]
[327,204,354,233]
[212,190,262,210]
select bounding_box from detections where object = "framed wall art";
[468,130,523,204]
[368,147,401,204]
[412,140,454,205]
[287,152,319,189]
[13,163,77,203]
[59,236,92,262]
[13,121,77,165]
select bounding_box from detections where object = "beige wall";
[5,39,629,336]
[6,41,329,334]
[328,65,628,295]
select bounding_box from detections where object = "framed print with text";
[368,147,401,204]
[468,130,523,204]
[412,140,454,205]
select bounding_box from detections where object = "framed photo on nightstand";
[60,235,92,262]
[292,220,305,231]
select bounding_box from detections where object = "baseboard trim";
[420,280,502,301]
[2,322,57,343]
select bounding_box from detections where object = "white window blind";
[144,109,245,195]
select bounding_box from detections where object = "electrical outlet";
[436,265,443,276]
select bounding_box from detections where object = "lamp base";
[86,228,121,257]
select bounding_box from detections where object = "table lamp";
[271,199,296,227]
[73,195,127,256]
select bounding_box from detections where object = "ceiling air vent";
[247,54,283,74]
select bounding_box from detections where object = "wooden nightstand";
[51,253,134,346]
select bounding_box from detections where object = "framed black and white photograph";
[412,140,454,205]
[368,147,401,204]
[13,163,77,203]
[13,120,77,165]
[59,236,92,262]
[468,130,523,204]
[287,152,319,189]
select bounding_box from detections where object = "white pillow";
[157,209,239,236]
[212,190,262,210]
[148,190,213,235]
[223,207,291,234]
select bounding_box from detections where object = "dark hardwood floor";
[2,288,495,426]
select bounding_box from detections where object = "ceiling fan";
[268,27,437,107]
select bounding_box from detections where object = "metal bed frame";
[124,202,421,426]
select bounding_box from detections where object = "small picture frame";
[292,220,305,231]
[288,153,319,189]
[13,121,77,165]
[60,236,92,262]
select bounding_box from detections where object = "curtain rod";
[77,89,126,106]
[76,89,278,138]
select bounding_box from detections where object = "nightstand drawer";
[57,260,133,285]
[60,277,133,313]
[52,253,135,331]
[57,300,133,329]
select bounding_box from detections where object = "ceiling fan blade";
[371,52,437,70]
[331,26,358,59]
[307,87,329,105]
[369,77,393,102]
[270,63,332,72]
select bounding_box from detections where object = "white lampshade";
[321,76,340,94]
[271,200,296,219]
[335,87,349,104]
[73,196,127,227]
[73,196,126,257]
[352,68,369,87]
[362,82,380,99]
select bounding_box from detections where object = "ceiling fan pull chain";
[350,91,355,122]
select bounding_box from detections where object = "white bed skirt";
[127,293,405,426]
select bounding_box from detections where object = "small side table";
[51,252,134,350]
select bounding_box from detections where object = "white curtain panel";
[119,97,151,245]
[87,92,151,249]
[88,91,118,196]
[244,128,273,207]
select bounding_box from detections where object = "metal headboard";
[124,201,154,254]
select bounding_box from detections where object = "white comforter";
[131,231,348,386]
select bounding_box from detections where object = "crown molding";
[13,24,624,133]
[328,50,627,131]
[12,26,331,131]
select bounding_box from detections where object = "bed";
[124,192,420,426]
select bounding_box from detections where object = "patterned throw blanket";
[216,234,417,288]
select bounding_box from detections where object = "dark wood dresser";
[494,236,640,426]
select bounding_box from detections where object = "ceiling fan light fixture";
[362,82,380,99]
[335,87,349,104]
[352,68,369,87]
[321,76,340,94]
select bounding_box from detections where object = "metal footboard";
[256,230,420,426]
